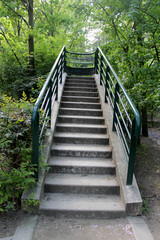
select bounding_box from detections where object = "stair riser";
[64,87,97,92]
[56,126,107,134]
[62,97,100,103]
[63,92,99,97]
[39,209,125,219]
[59,109,103,117]
[60,102,101,109]
[49,166,116,175]
[53,137,109,145]
[44,185,119,195]
[57,117,105,125]
[51,149,112,158]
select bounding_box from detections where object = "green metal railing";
[31,46,140,185]
[95,47,141,185]
[31,46,65,179]
[65,50,95,75]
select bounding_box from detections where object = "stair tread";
[61,101,100,106]
[58,115,105,120]
[51,143,111,152]
[49,157,114,168]
[56,123,106,128]
[45,173,118,186]
[60,107,102,112]
[40,193,125,211]
[54,132,108,139]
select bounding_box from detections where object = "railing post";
[94,48,98,74]
[48,82,52,120]
[112,83,119,131]
[100,55,103,85]
[31,107,39,180]
[105,66,110,103]
[127,118,137,185]
[64,47,66,72]
[55,66,58,101]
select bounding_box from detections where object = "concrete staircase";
[39,76,126,218]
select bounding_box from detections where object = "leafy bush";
[0,93,36,211]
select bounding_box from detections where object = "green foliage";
[0,93,36,211]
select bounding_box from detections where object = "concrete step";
[53,132,109,145]
[39,193,125,218]
[64,87,97,92]
[65,82,96,87]
[57,115,105,125]
[51,143,112,158]
[63,91,99,97]
[44,173,119,194]
[66,76,94,81]
[59,108,103,117]
[48,156,115,175]
[62,96,100,103]
[60,102,101,109]
[56,123,107,134]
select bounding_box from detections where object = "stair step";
[57,115,105,125]
[56,123,107,134]
[53,132,109,145]
[62,96,100,103]
[51,143,112,158]
[64,87,97,92]
[39,193,125,218]
[66,76,94,81]
[48,157,115,174]
[65,82,96,87]
[44,173,119,194]
[63,91,99,97]
[60,102,101,109]
[59,108,103,117]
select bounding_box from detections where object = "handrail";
[31,46,141,185]
[96,47,141,185]
[31,46,65,179]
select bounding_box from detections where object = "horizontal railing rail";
[31,46,65,179]
[95,47,141,185]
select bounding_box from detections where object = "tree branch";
[1,0,29,26]
[135,7,158,23]
[0,28,22,66]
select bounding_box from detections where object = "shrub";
[0,93,36,211]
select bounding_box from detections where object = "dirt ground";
[0,127,160,239]
[135,127,160,240]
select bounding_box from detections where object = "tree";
[92,0,160,136]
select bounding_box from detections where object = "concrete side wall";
[94,74,142,216]
[21,73,67,212]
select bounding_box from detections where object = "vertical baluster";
[105,66,110,103]
[94,48,98,74]
[55,66,58,101]
[127,118,137,185]
[100,55,103,85]
[112,83,119,131]
[31,106,39,180]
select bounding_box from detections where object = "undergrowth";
[0,93,36,211]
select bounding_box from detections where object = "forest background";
[0,0,160,211]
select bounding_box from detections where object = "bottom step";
[39,193,125,218]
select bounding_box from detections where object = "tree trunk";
[141,107,148,137]
[28,0,35,76]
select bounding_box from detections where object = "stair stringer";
[94,74,142,216]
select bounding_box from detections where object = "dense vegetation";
[0,0,159,211]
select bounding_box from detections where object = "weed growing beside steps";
[0,93,36,211]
